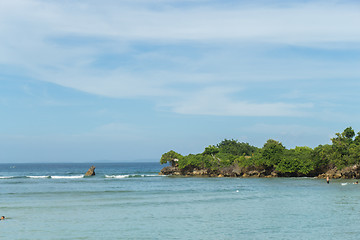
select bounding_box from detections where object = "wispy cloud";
[2,0,359,43]
[240,123,333,148]
[0,0,359,117]
[162,87,313,116]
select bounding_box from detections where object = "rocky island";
[159,127,360,179]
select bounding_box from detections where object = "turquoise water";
[1,163,360,239]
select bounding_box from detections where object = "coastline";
[159,164,360,179]
[159,128,360,180]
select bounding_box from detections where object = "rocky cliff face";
[160,164,360,179]
[159,165,276,178]
[318,165,360,179]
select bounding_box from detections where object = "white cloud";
[235,123,334,148]
[90,122,145,140]
[1,0,359,43]
[246,123,327,136]
[0,0,359,117]
[162,87,313,116]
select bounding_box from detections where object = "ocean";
[1,162,360,240]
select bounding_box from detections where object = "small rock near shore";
[85,165,96,176]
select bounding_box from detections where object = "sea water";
[1,162,360,240]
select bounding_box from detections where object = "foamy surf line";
[0,176,14,179]
[50,175,84,179]
[1,174,162,180]
[26,175,83,179]
[105,175,128,179]
[105,174,162,178]
[1,176,83,179]
[27,176,51,179]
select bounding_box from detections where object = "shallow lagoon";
[1,163,359,239]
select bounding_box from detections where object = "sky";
[1,0,360,163]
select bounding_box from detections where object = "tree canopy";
[160,127,360,176]
[217,139,257,156]
[160,150,183,165]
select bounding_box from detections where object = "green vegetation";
[160,150,183,166]
[160,127,360,176]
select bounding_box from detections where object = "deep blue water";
[1,162,360,239]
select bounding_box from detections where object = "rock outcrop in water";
[85,165,96,176]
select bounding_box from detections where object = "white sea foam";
[105,175,128,178]
[0,176,14,179]
[341,183,348,186]
[105,174,161,178]
[51,175,84,179]
[27,176,50,179]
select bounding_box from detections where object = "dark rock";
[317,165,360,179]
[247,170,261,177]
[192,168,209,176]
[85,165,96,176]
[159,166,181,176]
[340,165,360,179]
[231,164,242,176]
[160,163,360,179]
[220,167,236,177]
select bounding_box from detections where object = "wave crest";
[105,174,161,178]
[51,175,84,179]
[27,176,51,179]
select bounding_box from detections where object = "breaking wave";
[50,175,84,179]
[0,176,15,179]
[105,174,161,178]
[0,174,162,180]
[27,176,51,179]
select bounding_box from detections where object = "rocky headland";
[160,128,360,180]
[159,164,360,179]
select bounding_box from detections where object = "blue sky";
[1,0,360,162]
